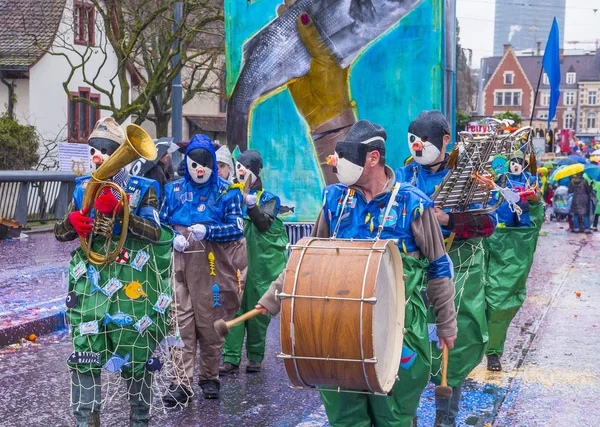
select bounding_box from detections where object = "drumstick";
[435,345,453,399]
[214,308,263,337]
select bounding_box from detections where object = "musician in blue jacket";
[396,110,496,427]
[160,134,247,404]
[257,120,457,427]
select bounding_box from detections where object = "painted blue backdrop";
[226,0,447,221]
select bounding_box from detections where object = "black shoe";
[219,362,239,377]
[487,354,502,372]
[199,379,220,399]
[162,384,192,408]
[246,360,261,373]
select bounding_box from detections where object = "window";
[74,1,95,45]
[543,73,549,85]
[566,72,576,84]
[541,91,550,106]
[587,113,597,129]
[538,112,548,119]
[68,88,101,143]
[504,72,514,85]
[494,90,522,106]
[564,91,575,106]
[589,91,597,105]
[564,113,574,129]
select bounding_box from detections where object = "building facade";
[493,0,565,57]
[480,45,599,140]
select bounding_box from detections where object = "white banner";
[58,142,91,175]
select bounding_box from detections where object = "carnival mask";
[509,158,524,175]
[408,133,441,166]
[88,138,120,172]
[187,148,214,185]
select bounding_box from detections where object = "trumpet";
[80,124,157,265]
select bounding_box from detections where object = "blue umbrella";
[554,157,578,166]
[568,154,588,164]
[584,165,600,181]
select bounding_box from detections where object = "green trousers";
[320,254,430,427]
[431,238,487,387]
[484,202,543,357]
[222,217,288,365]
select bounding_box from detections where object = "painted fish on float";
[226,0,424,151]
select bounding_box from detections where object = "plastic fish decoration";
[208,252,216,276]
[65,291,78,309]
[212,284,221,307]
[124,281,147,300]
[88,265,100,293]
[103,312,134,327]
[104,353,131,373]
[67,351,100,365]
[145,357,162,372]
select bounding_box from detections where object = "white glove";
[246,194,257,208]
[173,234,189,252]
[188,224,207,241]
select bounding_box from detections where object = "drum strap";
[332,189,352,239]
[375,182,401,240]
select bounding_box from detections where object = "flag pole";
[529,66,544,128]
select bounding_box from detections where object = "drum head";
[372,242,405,393]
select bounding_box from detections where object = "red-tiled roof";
[0,0,66,68]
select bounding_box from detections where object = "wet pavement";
[0,222,598,426]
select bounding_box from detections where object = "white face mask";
[235,162,256,186]
[187,156,213,184]
[408,132,441,166]
[89,151,110,172]
[509,159,524,175]
[334,156,364,187]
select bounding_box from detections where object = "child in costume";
[221,150,288,375]
[396,110,496,427]
[54,118,173,427]
[484,149,543,371]
[160,134,247,404]
[257,120,457,427]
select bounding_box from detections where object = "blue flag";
[542,18,561,129]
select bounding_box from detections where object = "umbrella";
[592,149,600,156]
[554,157,578,166]
[568,154,588,164]
[130,137,176,176]
[584,165,600,181]
[590,156,600,163]
[552,163,584,182]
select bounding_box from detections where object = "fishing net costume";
[57,175,186,425]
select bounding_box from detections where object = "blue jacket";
[73,174,160,235]
[396,161,497,236]
[160,134,244,242]
[322,181,452,280]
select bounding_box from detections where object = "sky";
[457,0,600,68]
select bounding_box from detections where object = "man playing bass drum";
[257,120,457,427]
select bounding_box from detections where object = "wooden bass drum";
[279,237,405,394]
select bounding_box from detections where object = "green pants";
[484,202,543,357]
[320,254,430,427]
[222,217,288,365]
[223,287,272,364]
[431,238,487,387]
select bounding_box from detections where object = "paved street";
[0,222,599,426]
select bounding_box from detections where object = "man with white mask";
[396,110,497,427]
[160,134,247,405]
[256,120,457,427]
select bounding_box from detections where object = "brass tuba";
[80,124,157,265]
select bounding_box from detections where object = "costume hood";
[184,134,218,186]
